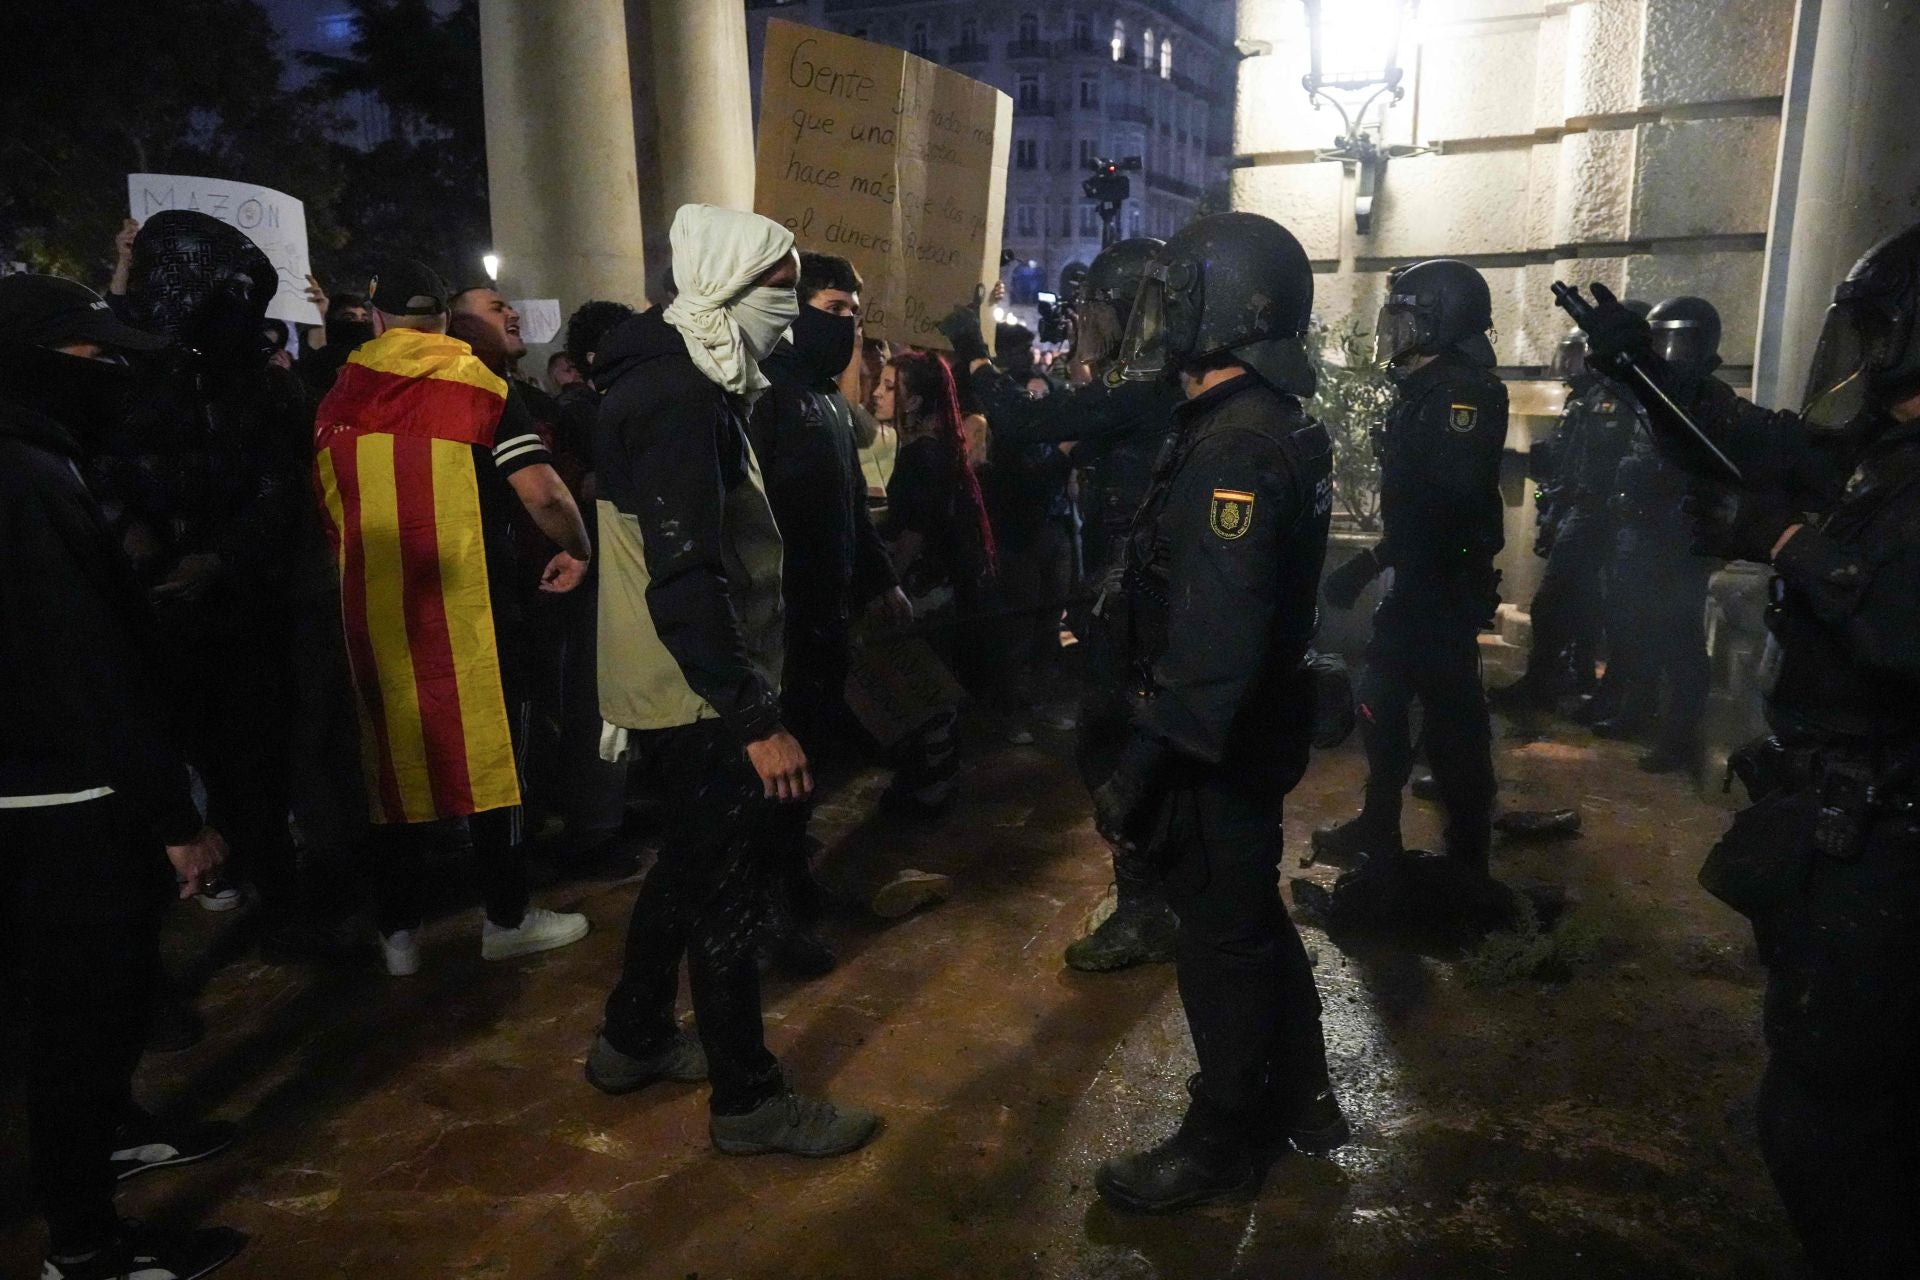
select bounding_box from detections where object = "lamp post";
[1301,0,1432,234]
[482,252,501,282]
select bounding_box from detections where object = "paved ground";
[1,710,1799,1280]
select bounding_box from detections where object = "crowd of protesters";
[1,202,1106,1279]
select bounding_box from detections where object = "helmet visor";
[1801,302,1880,432]
[1071,299,1124,370]
[1117,268,1171,382]
[1373,304,1421,368]
[1550,335,1588,382]
[1652,323,1714,378]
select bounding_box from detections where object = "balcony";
[1005,39,1051,59]
[946,42,989,64]
[1112,103,1151,126]
[1146,171,1200,200]
[1015,99,1057,117]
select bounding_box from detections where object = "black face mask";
[790,305,856,385]
[325,314,375,351]
[0,345,132,449]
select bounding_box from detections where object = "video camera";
[1081,156,1141,213]
[1036,291,1070,345]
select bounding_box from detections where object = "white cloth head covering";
[660,204,798,397]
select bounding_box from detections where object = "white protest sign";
[127,174,323,326]
[513,299,563,346]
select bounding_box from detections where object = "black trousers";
[1159,780,1328,1119]
[1523,506,1613,693]
[1754,809,1920,1278]
[0,799,169,1254]
[602,720,783,1115]
[1358,596,1496,866]
[1607,547,1712,749]
[366,803,530,934]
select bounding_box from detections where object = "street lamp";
[1301,0,1433,233]
[482,252,500,281]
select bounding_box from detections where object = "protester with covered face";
[314,256,593,978]
[1,272,248,1280]
[297,288,374,400]
[96,211,319,954]
[587,204,879,1157]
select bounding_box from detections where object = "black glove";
[1091,733,1170,851]
[1323,546,1382,610]
[1682,481,1802,563]
[1579,282,1653,380]
[937,301,990,365]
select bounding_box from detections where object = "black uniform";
[1105,373,1335,1118]
[1600,421,1719,750]
[1685,387,1920,1277]
[1522,379,1641,696]
[1358,353,1509,866]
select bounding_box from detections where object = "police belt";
[1725,734,1920,814]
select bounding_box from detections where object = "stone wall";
[1231,0,1795,387]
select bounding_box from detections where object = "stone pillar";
[1755,0,1920,409]
[477,0,649,316]
[628,0,758,295]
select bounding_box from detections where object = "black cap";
[367,258,449,316]
[0,274,170,352]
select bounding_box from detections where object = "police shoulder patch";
[1209,488,1254,540]
[1448,402,1480,433]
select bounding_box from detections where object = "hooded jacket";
[593,308,786,741]
[0,384,202,841]
[747,339,896,640]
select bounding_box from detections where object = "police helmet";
[1646,296,1722,389]
[1803,219,1920,437]
[1374,258,1496,370]
[1117,213,1314,395]
[1550,327,1588,383]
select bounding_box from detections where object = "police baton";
[1551,282,1743,486]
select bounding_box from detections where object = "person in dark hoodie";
[586,204,880,1158]
[296,288,374,400]
[95,211,318,946]
[0,273,248,1280]
[746,252,910,975]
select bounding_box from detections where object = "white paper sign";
[127,173,323,326]
[513,299,563,346]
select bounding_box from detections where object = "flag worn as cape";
[312,327,521,824]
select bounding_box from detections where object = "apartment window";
[1078,138,1097,167]
[1079,77,1099,108]
[1061,204,1074,236]
[1079,207,1100,238]
[960,18,977,45]
[1017,204,1037,237]
[1018,75,1041,109]
[1142,28,1155,66]
[1073,14,1091,47]
[1127,206,1143,238]
[910,22,929,55]
[1015,138,1038,169]
[1110,18,1125,61]
[1160,36,1173,78]
[1019,12,1038,44]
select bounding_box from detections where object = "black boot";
[1258,1082,1350,1157]
[1409,772,1441,802]
[1095,1096,1256,1214]
[1064,896,1178,972]
[1638,739,1704,777]
[1309,814,1403,868]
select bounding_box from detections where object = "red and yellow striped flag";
[313,328,521,824]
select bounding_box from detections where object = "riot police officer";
[1582,221,1920,1277]
[1496,317,1647,715]
[1312,260,1509,888]
[1593,296,1725,773]
[944,239,1187,973]
[1086,212,1345,1212]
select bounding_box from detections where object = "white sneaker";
[380,929,421,977]
[869,869,953,919]
[481,906,589,961]
[197,882,245,913]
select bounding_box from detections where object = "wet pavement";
[1,714,1797,1279]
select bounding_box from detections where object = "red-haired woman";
[872,350,996,616]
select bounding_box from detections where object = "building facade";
[748,0,1235,306]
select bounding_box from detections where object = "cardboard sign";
[755,19,1012,350]
[513,298,563,346]
[128,174,323,326]
[844,636,965,749]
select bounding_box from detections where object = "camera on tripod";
[1082,156,1141,209]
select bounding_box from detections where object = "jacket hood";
[127,210,278,364]
[592,308,689,388]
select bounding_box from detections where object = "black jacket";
[0,394,201,842]
[1374,354,1509,593]
[592,309,785,743]
[747,340,896,636]
[1114,375,1333,785]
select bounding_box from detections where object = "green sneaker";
[709,1088,881,1158]
[584,1031,708,1095]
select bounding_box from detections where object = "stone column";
[477,0,649,316]
[1755,0,1920,409]
[628,0,758,294]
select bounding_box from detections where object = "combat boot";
[1065,896,1178,972]
[1309,814,1403,867]
[1095,1095,1256,1214]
